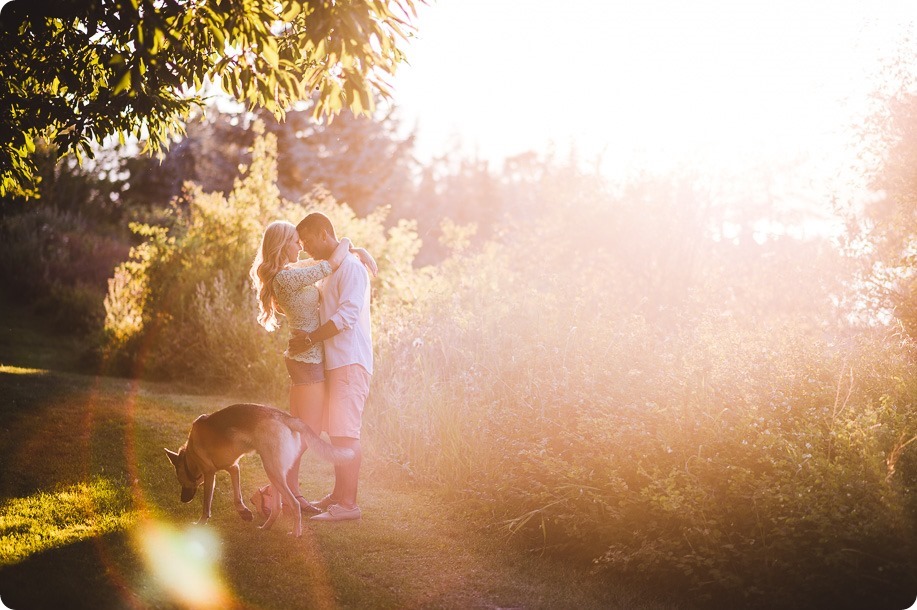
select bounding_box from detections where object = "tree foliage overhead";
[0,0,420,198]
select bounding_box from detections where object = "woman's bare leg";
[289,381,325,505]
[291,381,324,434]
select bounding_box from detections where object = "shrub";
[365,177,917,608]
[0,205,128,335]
[101,124,424,394]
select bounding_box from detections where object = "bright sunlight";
[0,365,47,376]
[396,0,917,176]
[0,479,135,566]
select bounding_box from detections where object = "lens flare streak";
[135,520,231,610]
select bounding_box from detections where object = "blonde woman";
[249,220,375,514]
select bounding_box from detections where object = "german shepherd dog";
[165,403,353,537]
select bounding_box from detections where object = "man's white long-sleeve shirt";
[319,240,373,375]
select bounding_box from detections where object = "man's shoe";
[311,503,362,522]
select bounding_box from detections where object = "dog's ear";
[165,448,180,466]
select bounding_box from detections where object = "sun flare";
[134,520,231,610]
[396,0,917,178]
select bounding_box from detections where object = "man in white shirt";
[290,212,373,522]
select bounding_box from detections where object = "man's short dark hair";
[296,212,336,238]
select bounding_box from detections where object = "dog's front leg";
[198,473,216,525]
[229,463,253,522]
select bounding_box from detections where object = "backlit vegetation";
[96,128,917,607]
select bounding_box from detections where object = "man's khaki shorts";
[323,364,371,439]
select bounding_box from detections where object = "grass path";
[0,304,670,609]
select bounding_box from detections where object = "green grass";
[0,478,136,566]
[0,303,672,610]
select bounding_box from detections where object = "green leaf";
[152,27,166,54]
[282,2,302,20]
[210,23,226,48]
[262,41,279,69]
[113,69,132,94]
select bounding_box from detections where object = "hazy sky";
[392,0,917,176]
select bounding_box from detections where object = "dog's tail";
[297,422,355,464]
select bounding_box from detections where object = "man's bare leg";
[330,436,361,508]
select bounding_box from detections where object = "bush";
[0,205,128,335]
[365,175,917,608]
[101,124,424,394]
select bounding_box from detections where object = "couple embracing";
[249,212,375,522]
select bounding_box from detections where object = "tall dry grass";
[365,173,917,608]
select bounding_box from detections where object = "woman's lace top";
[272,260,332,363]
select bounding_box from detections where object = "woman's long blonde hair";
[250,220,298,331]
